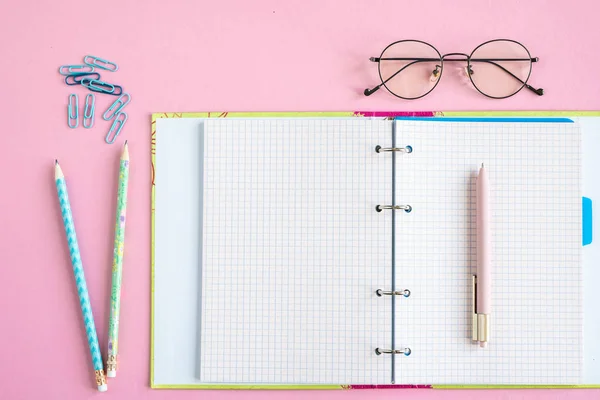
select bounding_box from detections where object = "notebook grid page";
[200,119,393,384]
[394,121,582,384]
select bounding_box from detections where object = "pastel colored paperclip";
[103,93,131,121]
[106,112,128,144]
[83,94,95,129]
[81,78,115,94]
[59,64,95,76]
[65,72,101,85]
[106,85,123,96]
[68,94,79,129]
[84,55,119,72]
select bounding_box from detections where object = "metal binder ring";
[375,347,412,356]
[375,145,413,153]
[375,205,412,213]
[376,289,411,297]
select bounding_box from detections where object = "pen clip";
[472,274,490,345]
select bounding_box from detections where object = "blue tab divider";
[583,197,593,246]
[395,116,591,245]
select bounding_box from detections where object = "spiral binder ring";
[376,289,411,297]
[376,204,412,213]
[375,347,412,356]
[375,145,413,153]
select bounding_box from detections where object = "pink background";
[1,0,599,399]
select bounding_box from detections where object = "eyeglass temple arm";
[365,57,543,96]
[372,57,539,62]
[364,59,431,96]
[472,59,544,96]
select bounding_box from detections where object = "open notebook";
[153,117,583,387]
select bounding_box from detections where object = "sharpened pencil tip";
[55,159,58,165]
[125,140,128,145]
[481,162,484,168]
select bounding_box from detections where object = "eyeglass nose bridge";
[439,53,474,78]
[440,52,470,62]
[430,53,470,81]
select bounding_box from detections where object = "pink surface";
[1,0,599,399]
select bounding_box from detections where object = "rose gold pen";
[473,163,491,348]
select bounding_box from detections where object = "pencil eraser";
[107,370,117,378]
[480,342,488,348]
[98,384,108,392]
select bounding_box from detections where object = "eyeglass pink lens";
[379,41,441,99]
[469,40,532,98]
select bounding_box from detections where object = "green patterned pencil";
[55,160,107,392]
[107,141,129,378]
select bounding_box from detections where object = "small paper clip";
[83,94,95,129]
[81,78,115,94]
[59,64,95,76]
[68,94,79,129]
[106,85,123,96]
[81,78,123,96]
[65,72,101,85]
[84,55,119,72]
[106,112,128,144]
[103,93,131,121]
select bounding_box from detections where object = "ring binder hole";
[375,145,382,153]
[376,289,383,296]
[375,348,382,355]
[405,145,413,153]
[403,289,411,297]
[404,205,412,213]
[404,348,412,356]
[375,205,382,212]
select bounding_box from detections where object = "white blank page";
[200,119,393,384]
[394,121,582,384]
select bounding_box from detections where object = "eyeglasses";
[365,39,544,100]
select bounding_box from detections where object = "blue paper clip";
[83,94,95,129]
[81,78,115,94]
[84,55,119,72]
[68,94,79,129]
[65,72,101,85]
[103,93,131,121]
[80,78,123,96]
[106,85,123,96]
[106,112,128,144]
[59,64,95,76]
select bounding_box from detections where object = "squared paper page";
[200,119,393,384]
[394,121,582,384]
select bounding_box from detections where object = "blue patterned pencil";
[55,160,107,392]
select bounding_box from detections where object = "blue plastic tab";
[395,117,574,123]
[583,197,593,246]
